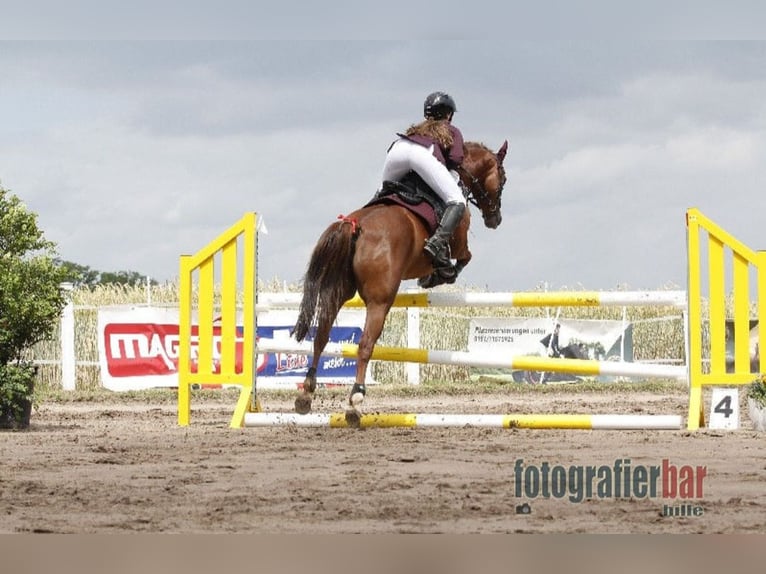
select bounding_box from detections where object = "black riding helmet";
[424,91,457,120]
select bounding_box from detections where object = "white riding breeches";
[382,139,466,205]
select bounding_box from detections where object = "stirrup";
[418,266,458,289]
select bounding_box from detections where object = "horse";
[291,140,508,425]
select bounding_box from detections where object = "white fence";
[42,289,688,390]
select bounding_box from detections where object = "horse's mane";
[464,141,504,177]
[465,141,492,153]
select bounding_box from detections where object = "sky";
[2,35,766,293]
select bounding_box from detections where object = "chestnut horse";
[292,140,508,425]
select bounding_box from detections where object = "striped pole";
[257,290,687,311]
[257,340,686,380]
[244,412,682,430]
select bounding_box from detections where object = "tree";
[0,184,67,427]
[55,260,156,288]
[98,270,154,287]
[55,259,101,288]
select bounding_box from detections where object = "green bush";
[0,185,67,426]
[0,362,37,428]
[747,375,766,408]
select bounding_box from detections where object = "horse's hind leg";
[294,276,356,414]
[294,324,333,415]
[295,365,317,415]
[345,300,390,427]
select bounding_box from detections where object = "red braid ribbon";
[337,214,358,235]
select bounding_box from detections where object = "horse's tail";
[293,218,360,342]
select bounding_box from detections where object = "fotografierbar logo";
[513,458,706,517]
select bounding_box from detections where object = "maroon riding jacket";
[397,123,465,170]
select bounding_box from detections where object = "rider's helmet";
[424,91,457,120]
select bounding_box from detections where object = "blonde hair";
[405,119,453,148]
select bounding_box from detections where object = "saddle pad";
[367,195,438,234]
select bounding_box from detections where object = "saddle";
[366,172,460,289]
[365,171,446,234]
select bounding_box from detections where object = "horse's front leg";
[443,239,472,283]
[418,222,472,288]
[452,252,471,277]
[345,302,388,428]
[418,250,472,289]
[451,230,472,274]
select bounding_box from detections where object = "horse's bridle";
[457,156,506,217]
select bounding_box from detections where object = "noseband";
[457,157,505,218]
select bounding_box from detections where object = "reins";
[457,156,505,217]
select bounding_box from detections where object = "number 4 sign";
[709,387,740,430]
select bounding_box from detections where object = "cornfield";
[31,280,746,390]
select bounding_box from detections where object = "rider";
[381,91,466,271]
[540,323,563,358]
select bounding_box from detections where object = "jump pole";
[244,412,682,430]
[256,340,686,380]
[257,290,687,311]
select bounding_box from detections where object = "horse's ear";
[497,140,508,164]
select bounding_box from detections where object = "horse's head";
[459,141,508,229]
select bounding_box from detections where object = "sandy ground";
[1,386,765,534]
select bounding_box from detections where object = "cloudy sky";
[2,36,766,292]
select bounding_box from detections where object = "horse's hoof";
[345,408,361,428]
[294,393,312,415]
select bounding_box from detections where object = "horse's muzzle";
[484,212,502,229]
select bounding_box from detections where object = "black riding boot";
[424,202,465,269]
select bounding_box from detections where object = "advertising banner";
[97,306,367,391]
[467,317,632,383]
